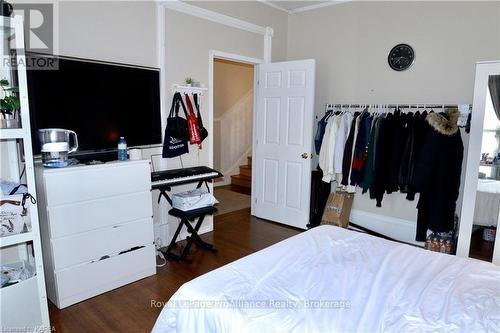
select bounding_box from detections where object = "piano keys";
[151,166,223,188]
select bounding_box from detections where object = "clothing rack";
[325,103,472,110]
[323,103,472,128]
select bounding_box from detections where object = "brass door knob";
[301,153,309,159]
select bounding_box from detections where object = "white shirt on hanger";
[319,114,341,183]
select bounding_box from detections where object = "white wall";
[190,1,289,61]
[58,1,157,67]
[287,1,500,242]
[288,1,500,106]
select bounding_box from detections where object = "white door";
[252,59,315,229]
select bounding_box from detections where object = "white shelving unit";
[0,16,50,330]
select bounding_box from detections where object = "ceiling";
[264,1,343,13]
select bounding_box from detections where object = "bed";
[475,179,500,227]
[152,225,500,333]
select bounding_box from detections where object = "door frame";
[208,50,263,211]
[457,60,500,264]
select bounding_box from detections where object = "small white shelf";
[0,232,34,248]
[0,128,24,140]
[172,84,207,95]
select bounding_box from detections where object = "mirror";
[470,74,500,262]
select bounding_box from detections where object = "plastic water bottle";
[117,137,127,161]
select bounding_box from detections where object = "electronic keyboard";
[151,166,223,188]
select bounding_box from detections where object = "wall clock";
[388,43,415,71]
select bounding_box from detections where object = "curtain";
[489,75,500,121]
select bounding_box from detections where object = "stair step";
[247,156,252,166]
[239,165,251,177]
[231,174,251,188]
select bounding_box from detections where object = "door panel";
[287,97,305,146]
[264,98,281,144]
[253,59,315,229]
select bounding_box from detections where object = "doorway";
[209,52,261,216]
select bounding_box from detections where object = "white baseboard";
[349,209,424,246]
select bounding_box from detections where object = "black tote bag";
[166,92,189,141]
[162,93,189,158]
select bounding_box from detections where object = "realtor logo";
[2,2,58,70]
[13,3,54,53]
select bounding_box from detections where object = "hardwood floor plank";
[49,208,301,332]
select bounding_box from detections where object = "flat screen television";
[27,53,162,157]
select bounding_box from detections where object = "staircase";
[230,156,252,189]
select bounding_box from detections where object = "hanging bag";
[162,93,189,158]
[166,92,189,141]
[184,94,202,145]
[193,93,208,143]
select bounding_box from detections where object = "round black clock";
[388,44,415,71]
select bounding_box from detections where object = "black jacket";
[370,114,396,207]
[341,113,360,186]
[410,110,463,241]
[399,111,428,200]
[386,111,410,194]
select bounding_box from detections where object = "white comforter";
[153,226,500,333]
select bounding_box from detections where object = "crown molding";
[290,1,351,14]
[160,0,268,35]
[255,0,291,13]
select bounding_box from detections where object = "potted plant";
[0,78,20,128]
[185,77,193,87]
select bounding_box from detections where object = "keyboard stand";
[153,174,220,263]
[164,206,218,263]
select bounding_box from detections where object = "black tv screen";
[27,54,162,154]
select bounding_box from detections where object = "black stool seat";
[168,206,218,219]
[162,205,218,263]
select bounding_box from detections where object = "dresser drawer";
[43,161,151,206]
[47,191,152,238]
[51,218,153,270]
[54,245,156,308]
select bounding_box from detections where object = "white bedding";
[475,179,500,226]
[153,226,500,333]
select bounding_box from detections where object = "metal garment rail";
[322,103,472,128]
[325,103,472,110]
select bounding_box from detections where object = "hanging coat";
[410,109,463,241]
[386,110,410,194]
[370,113,397,207]
[362,115,380,193]
[341,113,360,186]
[347,112,364,187]
[350,113,373,186]
[314,113,331,155]
[334,112,353,182]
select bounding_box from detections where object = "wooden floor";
[48,208,300,332]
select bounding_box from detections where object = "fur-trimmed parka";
[411,109,463,241]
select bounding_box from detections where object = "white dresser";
[35,160,156,309]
